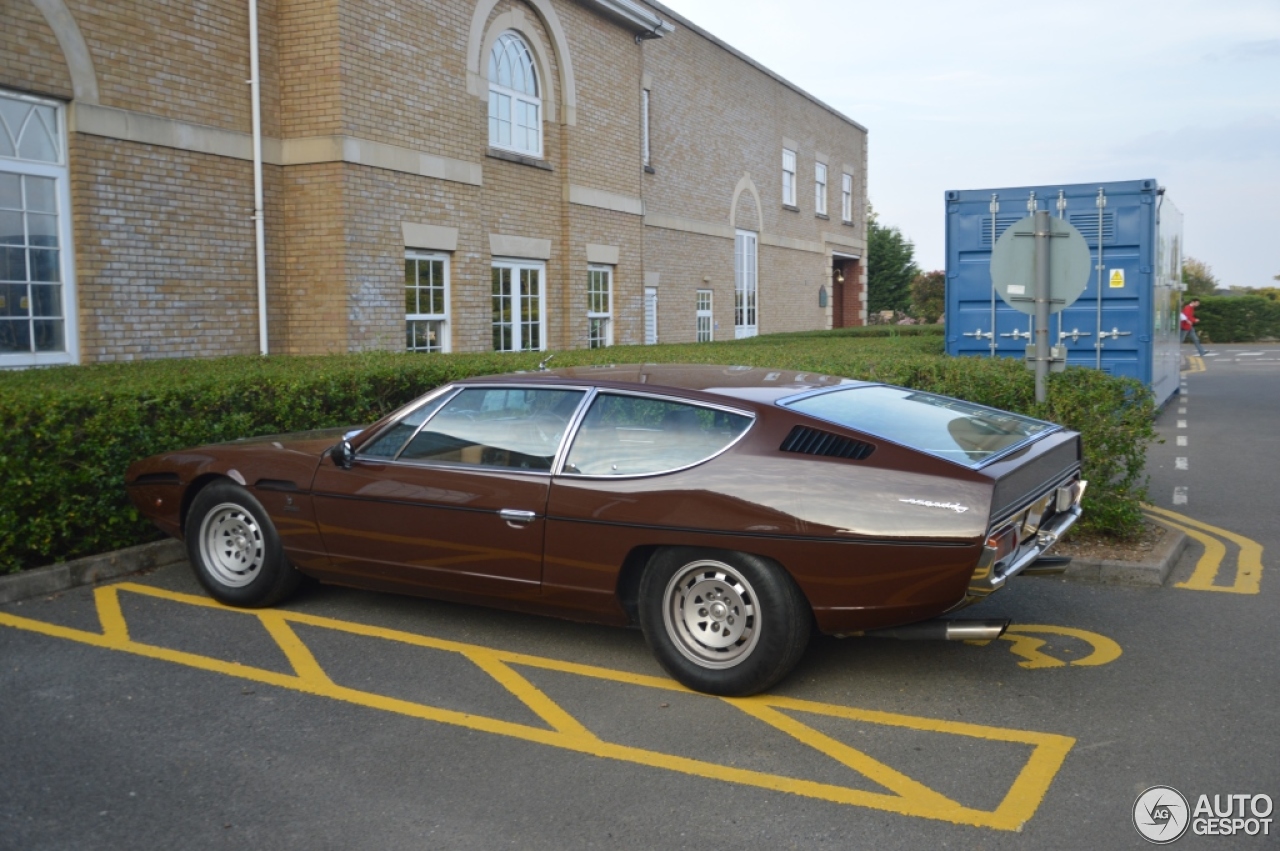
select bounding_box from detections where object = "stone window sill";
[487,148,554,171]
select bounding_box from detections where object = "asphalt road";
[2,345,1277,850]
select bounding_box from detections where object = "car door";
[312,385,586,600]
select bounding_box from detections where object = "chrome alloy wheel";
[197,502,266,588]
[662,559,761,669]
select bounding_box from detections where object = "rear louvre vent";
[980,216,1023,245]
[780,426,874,461]
[1067,211,1116,244]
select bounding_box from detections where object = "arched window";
[488,32,541,157]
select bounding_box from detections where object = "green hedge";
[1196,295,1280,343]
[0,330,1153,573]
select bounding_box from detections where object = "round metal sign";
[990,215,1091,315]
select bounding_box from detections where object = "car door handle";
[498,509,538,527]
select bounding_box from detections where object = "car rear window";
[782,386,1054,467]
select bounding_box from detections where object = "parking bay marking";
[0,581,1075,832]
[966,625,1122,670]
[1144,504,1264,594]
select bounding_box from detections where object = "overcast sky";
[660,0,1280,289]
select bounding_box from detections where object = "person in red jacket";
[1180,298,1207,356]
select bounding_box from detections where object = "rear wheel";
[185,480,300,607]
[638,548,810,696]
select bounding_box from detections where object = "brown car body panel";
[125,366,1082,635]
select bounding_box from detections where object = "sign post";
[990,214,1092,403]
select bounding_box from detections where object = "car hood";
[218,426,357,454]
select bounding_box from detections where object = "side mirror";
[332,439,354,469]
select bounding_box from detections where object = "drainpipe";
[248,0,268,355]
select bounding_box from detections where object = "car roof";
[465,363,871,405]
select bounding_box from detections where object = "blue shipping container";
[944,178,1183,407]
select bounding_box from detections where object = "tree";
[1182,257,1219,297]
[867,211,919,314]
[909,270,946,323]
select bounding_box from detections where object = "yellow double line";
[1143,505,1264,594]
[0,581,1076,831]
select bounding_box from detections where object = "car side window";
[399,387,585,470]
[359,393,452,458]
[563,394,751,476]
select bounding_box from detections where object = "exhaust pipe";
[863,618,1010,642]
[1021,555,1072,577]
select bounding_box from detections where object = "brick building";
[1,0,867,367]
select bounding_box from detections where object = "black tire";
[184,480,301,608]
[638,548,810,696]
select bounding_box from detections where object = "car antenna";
[537,354,555,371]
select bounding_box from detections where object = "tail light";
[984,524,1019,569]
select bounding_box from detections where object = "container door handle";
[499,509,538,527]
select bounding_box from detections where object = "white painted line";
[1179,407,1187,414]
[1177,420,1187,428]
[1174,486,1189,505]
[1175,457,1188,470]
[1238,352,1263,357]
[1177,435,1188,446]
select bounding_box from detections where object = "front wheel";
[638,548,810,696]
[185,480,301,608]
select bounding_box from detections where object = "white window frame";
[0,89,76,368]
[587,264,613,348]
[734,229,758,339]
[781,149,796,206]
[641,88,651,168]
[404,251,450,353]
[696,289,713,343]
[488,32,542,158]
[842,173,853,223]
[492,258,546,352]
[815,162,828,216]
[644,286,658,344]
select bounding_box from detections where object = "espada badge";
[899,498,969,513]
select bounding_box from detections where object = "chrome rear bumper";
[967,479,1086,598]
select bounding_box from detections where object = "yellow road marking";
[95,584,131,642]
[1144,505,1264,594]
[0,581,1077,831]
[967,625,1123,669]
[1182,356,1206,374]
[257,610,334,687]
[728,698,964,813]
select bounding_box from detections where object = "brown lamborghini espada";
[126,364,1085,695]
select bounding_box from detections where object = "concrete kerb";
[0,539,188,605]
[1057,526,1188,586]
[1,526,1189,607]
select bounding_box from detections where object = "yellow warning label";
[1109,269,1125,288]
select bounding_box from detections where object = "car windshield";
[782,385,1054,467]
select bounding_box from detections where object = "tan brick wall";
[70,135,261,361]
[556,0,643,199]
[0,2,74,101]
[565,206,644,348]
[642,226,734,345]
[280,0,342,139]
[277,162,348,355]
[635,3,867,342]
[62,0,264,133]
[2,0,868,363]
